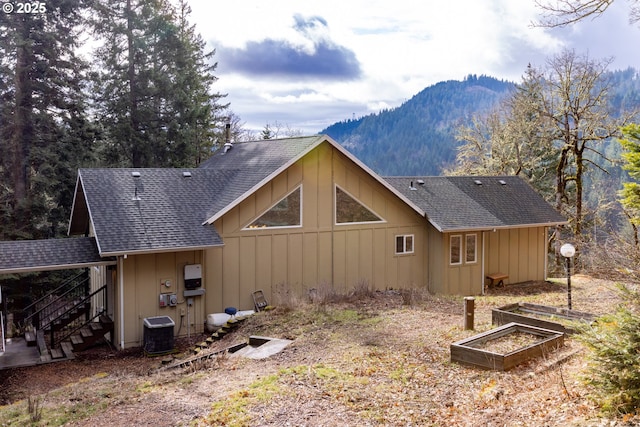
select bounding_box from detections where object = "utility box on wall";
[184,264,202,289]
[158,293,177,307]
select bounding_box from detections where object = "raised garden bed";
[492,302,595,334]
[450,322,564,371]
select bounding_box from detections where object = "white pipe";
[119,256,125,350]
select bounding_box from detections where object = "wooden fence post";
[464,297,475,330]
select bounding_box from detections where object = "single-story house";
[0,135,566,349]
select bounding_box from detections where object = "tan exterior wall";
[204,142,427,312]
[115,250,204,348]
[429,226,548,295]
[484,227,548,285]
[441,231,483,295]
[427,223,444,294]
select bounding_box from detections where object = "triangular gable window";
[245,186,302,229]
[335,186,384,224]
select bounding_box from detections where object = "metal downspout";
[119,256,125,350]
[544,227,549,280]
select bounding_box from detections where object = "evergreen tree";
[90,0,226,168]
[261,124,273,140]
[0,0,93,239]
[619,123,640,246]
[171,0,228,166]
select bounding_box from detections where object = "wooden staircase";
[33,315,114,361]
[20,272,112,363]
[67,315,114,353]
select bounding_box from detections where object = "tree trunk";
[126,0,141,167]
[575,144,584,237]
[11,16,33,232]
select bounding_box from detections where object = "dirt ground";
[0,275,636,426]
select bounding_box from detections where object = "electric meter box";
[143,316,175,355]
[158,293,177,307]
[184,264,202,289]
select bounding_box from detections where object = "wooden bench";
[486,272,508,288]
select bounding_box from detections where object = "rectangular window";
[450,235,462,265]
[466,234,477,263]
[395,234,414,254]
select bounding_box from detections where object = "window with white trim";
[465,234,477,263]
[335,185,384,224]
[244,186,302,229]
[450,235,462,265]
[395,234,414,254]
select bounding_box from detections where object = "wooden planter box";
[450,322,564,371]
[492,302,595,335]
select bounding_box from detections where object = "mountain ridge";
[321,75,515,176]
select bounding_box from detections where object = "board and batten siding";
[428,226,549,296]
[441,231,483,295]
[484,227,548,285]
[117,250,204,348]
[205,142,427,312]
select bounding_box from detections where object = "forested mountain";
[321,75,514,176]
[322,71,640,177]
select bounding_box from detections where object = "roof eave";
[0,259,118,275]
[100,243,224,258]
[437,221,568,234]
[68,172,104,254]
[67,173,82,236]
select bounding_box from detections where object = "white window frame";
[242,185,303,230]
[465,233,477,264]
[395,234,414,255]
[334,184,386,226]
[450,234,462,265]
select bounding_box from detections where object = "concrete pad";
[0,338,41,369]
[230,336,292,360]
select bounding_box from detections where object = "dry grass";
[0,275,636,426]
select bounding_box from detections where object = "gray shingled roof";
[385,176,567,232]
[72,168,226,256]
[0,237,115,274]
[70,136,326,256]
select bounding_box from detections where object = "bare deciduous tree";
[453,50,635,268]
[535,0,640,27]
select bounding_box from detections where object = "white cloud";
[189,0,640,134]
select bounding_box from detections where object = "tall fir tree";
[0,0,94,239]
[90,0,226,168]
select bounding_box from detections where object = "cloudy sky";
[188,0,640,135]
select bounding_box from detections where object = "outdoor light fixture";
[560,243,576,310]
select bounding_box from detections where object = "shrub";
[577,283,640,414]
